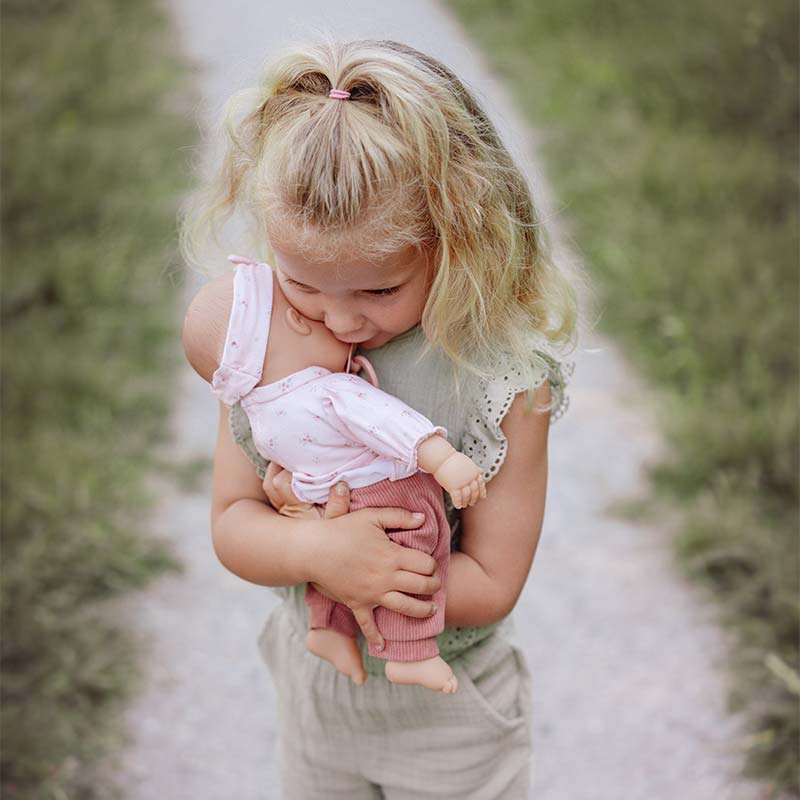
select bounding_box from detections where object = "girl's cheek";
[287,293,322,322]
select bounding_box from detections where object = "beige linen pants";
[257,600,533,799]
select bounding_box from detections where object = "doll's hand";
[262,462,322,520]
[434,452,487,509]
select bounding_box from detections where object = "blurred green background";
[446,0,799,794]
[1,0,191,796]
[1,0,798,797]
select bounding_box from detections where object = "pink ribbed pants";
[304,470,450,662]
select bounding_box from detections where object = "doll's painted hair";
[179,36,579,413]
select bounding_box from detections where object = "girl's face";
[270,237,434,350]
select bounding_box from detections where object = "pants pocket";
[455,634,530,734]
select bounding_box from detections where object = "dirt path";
[110,2,770,798]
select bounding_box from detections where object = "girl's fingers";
[324,481,351,519]
[392,569,441,596]
[380,591,438,619]
[395,546,437,576]
[452,489,463,509]
[370,507,427,531]
[351,604,384,651]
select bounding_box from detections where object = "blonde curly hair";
[179,36,579,414]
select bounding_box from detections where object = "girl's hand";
[264,462,441,647]
[304,484,440,652]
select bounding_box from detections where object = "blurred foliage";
[1,0,194,796]
[447,0,798,794]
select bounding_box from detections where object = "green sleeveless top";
[228,323,572,674]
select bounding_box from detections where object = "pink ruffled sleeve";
[323,374,447,474]
[210,257,273,406]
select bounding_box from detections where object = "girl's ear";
[285,307,312,336]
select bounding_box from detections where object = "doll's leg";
[380,479,456,692]
[305,582,336,629]
[304,583,360,637]
[305,585,365,684]
[365,473,450,657]
[348,473,456,692]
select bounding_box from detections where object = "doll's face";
[270,235,434,350]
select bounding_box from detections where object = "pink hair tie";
[328,88,351,100]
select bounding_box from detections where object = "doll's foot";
[385,656,458,693]
[306,628,367,686]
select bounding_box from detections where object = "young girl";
[179,36,577,799]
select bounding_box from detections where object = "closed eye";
[285,277,401,297]
[284,278,316,292]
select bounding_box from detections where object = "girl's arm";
[444,383,551,628]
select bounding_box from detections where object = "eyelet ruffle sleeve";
[461,346,574,482]
[229,401,269,481]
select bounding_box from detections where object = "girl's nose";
[324,306,364,337]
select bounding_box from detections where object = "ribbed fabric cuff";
[305,584,331,629]
[308,603,330,630]
[369,636,440,662]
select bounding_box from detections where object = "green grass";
[446,0,799,794]
[1,0,196,796]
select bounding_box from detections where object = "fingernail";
[335,482,348,496]
[412,512,424,521]
[430,604,438,615]
[375,640,384,651]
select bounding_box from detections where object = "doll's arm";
[261,462,321,520]
[326,375,442,465]
[327,375,483,508]
[415,435,486,509]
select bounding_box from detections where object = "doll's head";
[180,37,578,412]
[262,268,351,385]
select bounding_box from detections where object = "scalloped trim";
[229,402,269,480]
[462,351,574,482]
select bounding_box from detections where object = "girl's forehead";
[272,240,426,288]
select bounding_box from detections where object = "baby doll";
[184,255,486,693]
